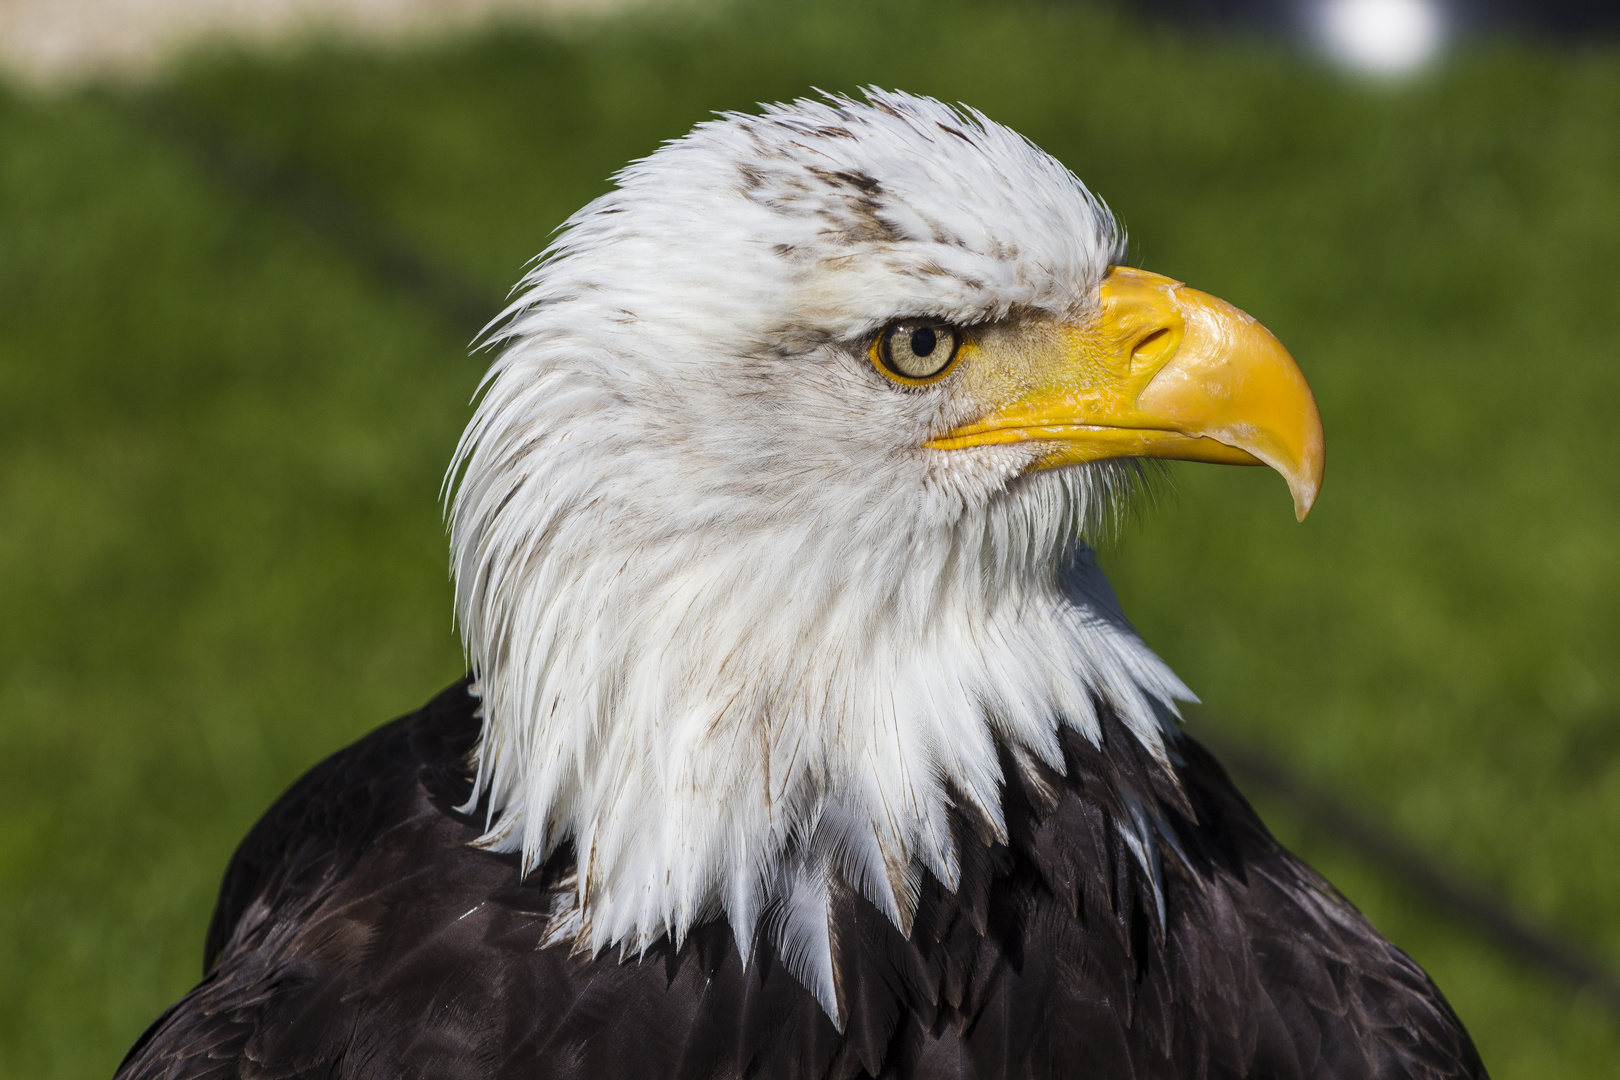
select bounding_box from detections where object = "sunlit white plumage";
[447,91,1192,1020]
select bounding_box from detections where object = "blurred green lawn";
[2,1,1618,1075]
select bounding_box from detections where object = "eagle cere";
[118,92,1485,1080]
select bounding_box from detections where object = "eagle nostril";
[1130,327,1176,371]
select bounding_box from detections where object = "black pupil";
[909,326,937,357]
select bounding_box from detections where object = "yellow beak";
[928,266,1326,520]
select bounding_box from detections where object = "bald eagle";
[118,92,1484,1080]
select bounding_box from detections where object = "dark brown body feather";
[117,681,1486,1079]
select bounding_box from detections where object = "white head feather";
[447,90,1193,1021]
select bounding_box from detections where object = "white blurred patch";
[1314,0,1446,76]
[0,0,647,87]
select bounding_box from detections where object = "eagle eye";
[873,320,962,383]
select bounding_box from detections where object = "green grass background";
[2,0,1618,1074]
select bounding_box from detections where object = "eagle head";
[446,90,1323,1020]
